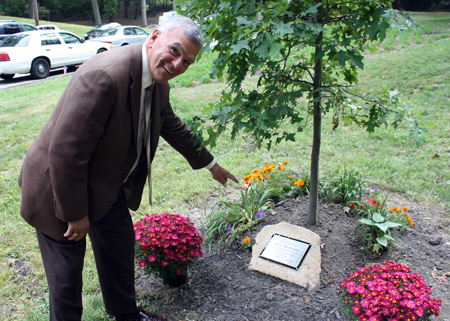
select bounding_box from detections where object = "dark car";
[0,20,38,41]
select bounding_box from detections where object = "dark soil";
[135,194,450,321]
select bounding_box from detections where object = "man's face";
[146,27,201,83]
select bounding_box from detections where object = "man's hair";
[158,15,205,47]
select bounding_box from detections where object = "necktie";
[144,84,153,205]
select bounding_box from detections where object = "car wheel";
[97,48,107,54]
[0,73,14,80]
[30,58,50,79]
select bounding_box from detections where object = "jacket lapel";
[129,43,144,147]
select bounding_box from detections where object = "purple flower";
[226,224,232,231]
[257,210,265,218]
[372,187,380,192]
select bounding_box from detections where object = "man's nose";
[173,57,185,72]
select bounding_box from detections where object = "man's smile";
[163,65,174,74]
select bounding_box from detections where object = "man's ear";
[148,29,161,46]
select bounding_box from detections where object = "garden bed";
[135,193,449,320]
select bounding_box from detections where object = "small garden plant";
[204,161,309,249]
[339,261,441,320]
[353,188,417,253]
[319,167,364,206]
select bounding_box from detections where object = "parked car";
[37,24,60,31]
[0,20,38,41]
[83,22,121,40]
[87,26,149,48]
[0,30,112,80]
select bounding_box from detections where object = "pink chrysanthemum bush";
[339,261,441,321]
[134,213,203,278]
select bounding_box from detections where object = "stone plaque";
[259,233,311,270]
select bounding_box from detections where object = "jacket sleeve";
[155,85,214,169]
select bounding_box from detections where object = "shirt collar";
[141,41,153,89]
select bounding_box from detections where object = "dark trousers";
[36,188,138,320]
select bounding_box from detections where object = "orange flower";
[283,161,290,165]
[243,237,250,244]
[294,179,305,186]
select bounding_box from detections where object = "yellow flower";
[252,169,259,174]
[243,237,250,244]
[266,175,271,179]
[279,166,286,171]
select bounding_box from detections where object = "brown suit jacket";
[18,43,213,241]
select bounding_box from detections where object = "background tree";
[140,0,148,27]
[91,0,102,24]
[180,0,428,225]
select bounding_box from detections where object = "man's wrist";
[204,158,217,170]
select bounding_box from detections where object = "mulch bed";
[135,194,450,321]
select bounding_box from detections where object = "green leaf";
[359,218,375,226]
[373,243,382,253]
[372,212,385,223]
[231,40,250,54]
[376,235,389,247]
[375,221,402,232]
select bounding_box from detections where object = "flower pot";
[162,273,187,287]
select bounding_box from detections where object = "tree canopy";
[179,0,429,224]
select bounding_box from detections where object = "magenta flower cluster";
[339,261,441,321]
[134,213,203,278]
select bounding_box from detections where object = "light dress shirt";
[124,42,216,183]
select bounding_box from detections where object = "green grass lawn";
[0,12,449,320]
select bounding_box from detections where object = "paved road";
[0,68,75,90]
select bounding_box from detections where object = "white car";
[37,24,60,31]
[88,26,149,48]
[0,30,112,80]
[83,22,121,40]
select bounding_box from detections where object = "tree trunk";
[173,0,176,10]
[29,0,39,25]
[141,0,148,27]
[91,0,102,25]
[307,14,324,226]
[124,1,129,18]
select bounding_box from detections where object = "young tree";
[180,0,427,225]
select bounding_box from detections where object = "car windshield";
[0,34,30,47]
[98,28,119,37]
[92,24,104,30]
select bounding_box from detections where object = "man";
[18,16,238,321]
